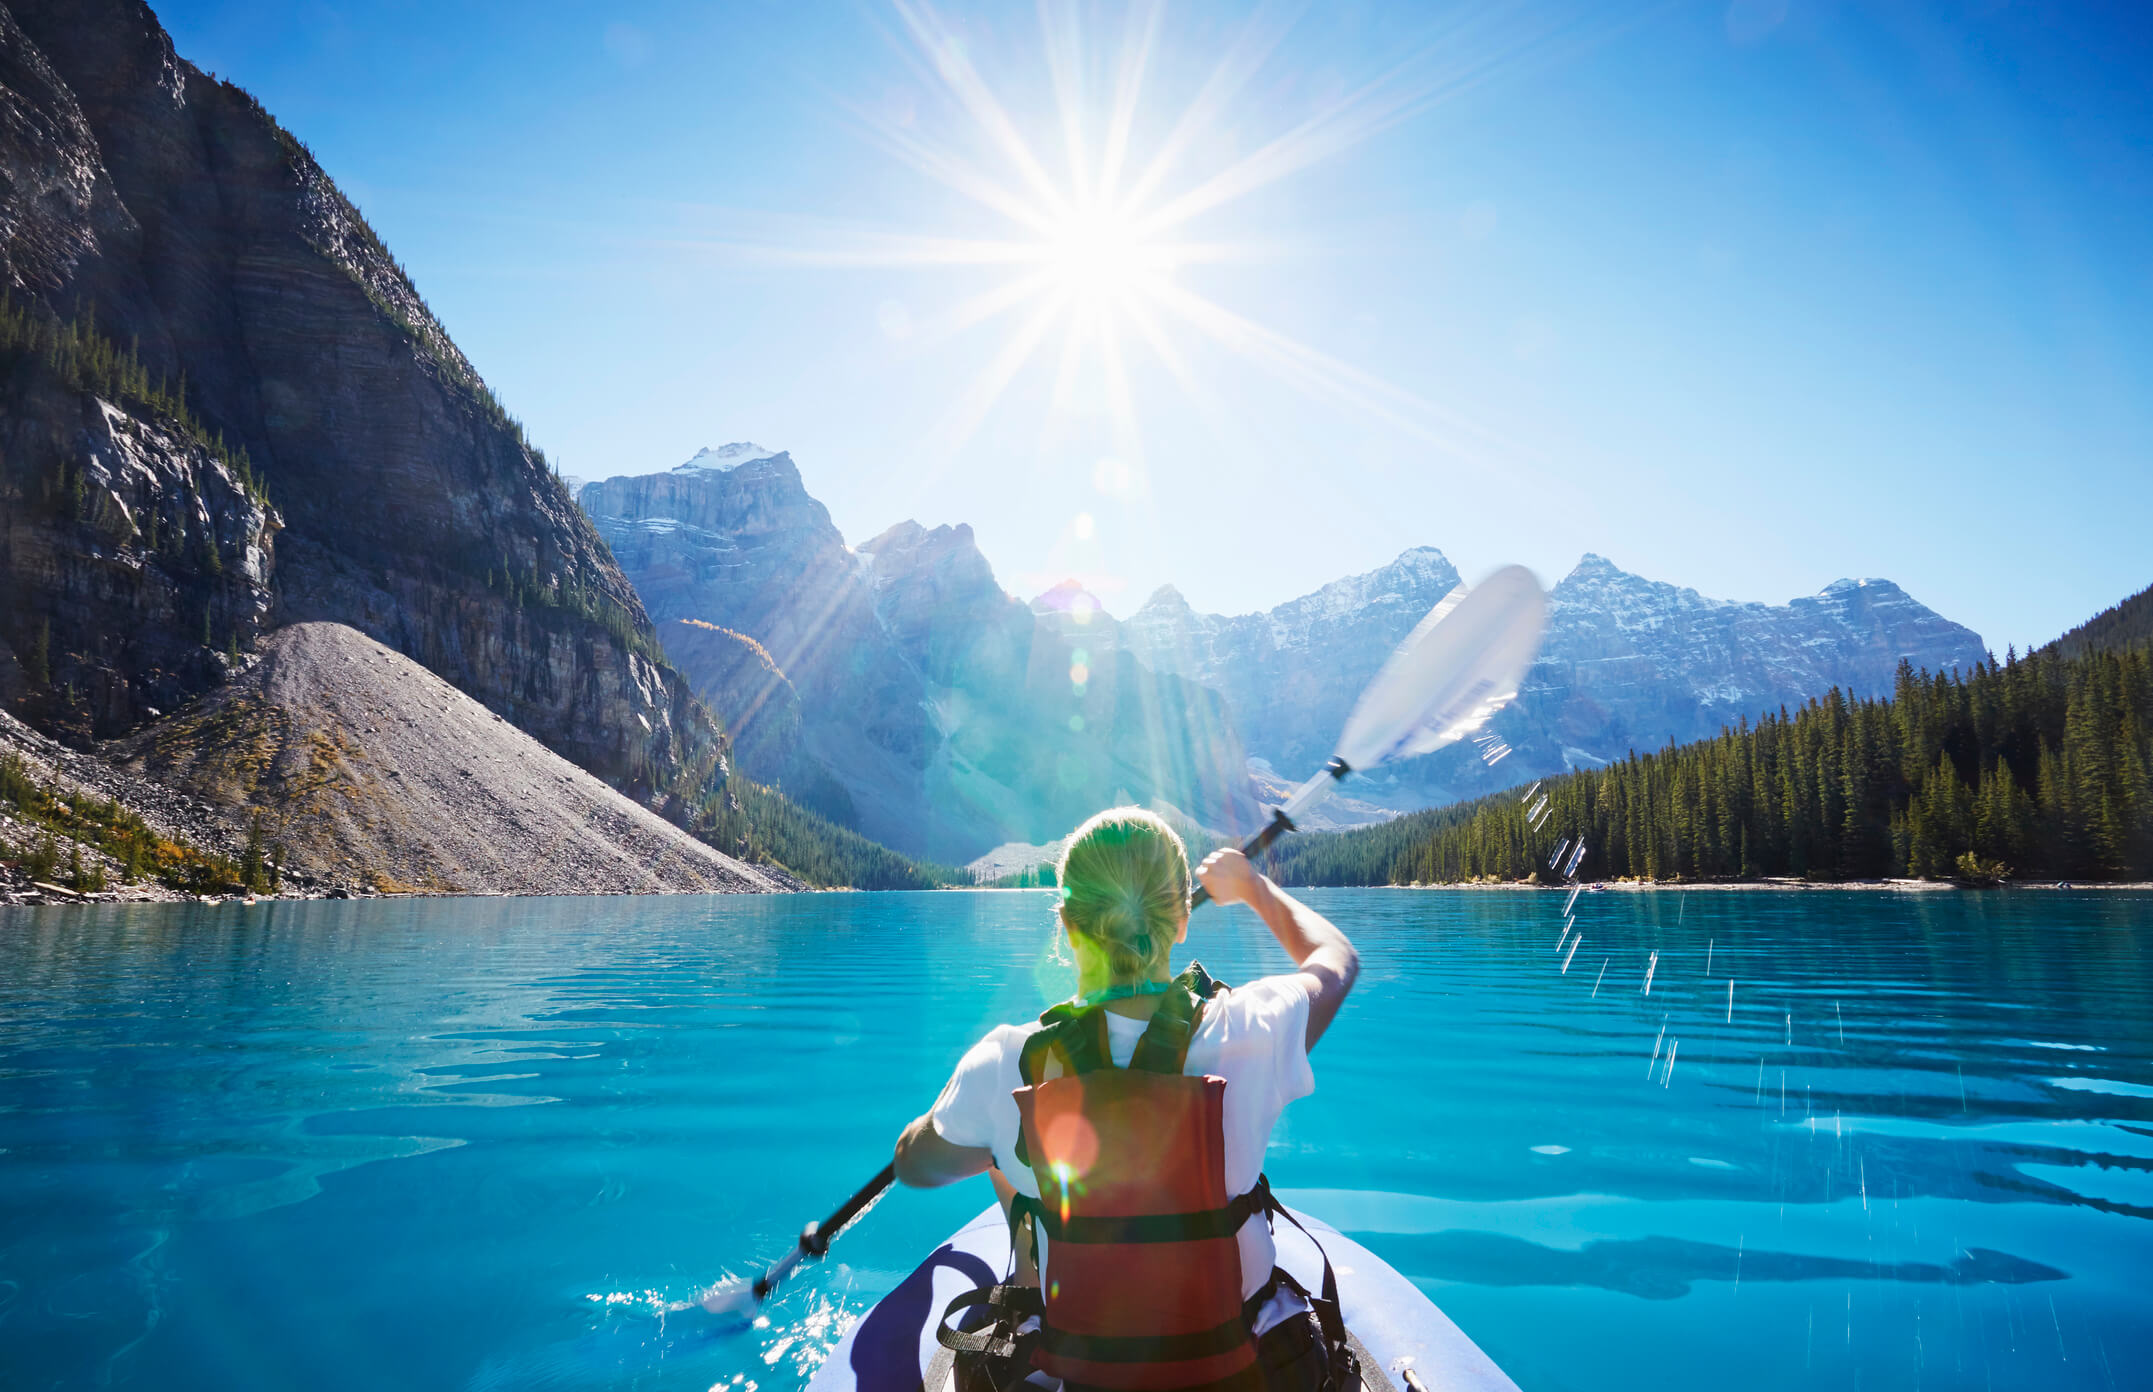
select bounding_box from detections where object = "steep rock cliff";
[656,618,804,799]
[583,449,938,837]
[0,365,277,740]
[0,0,706,793]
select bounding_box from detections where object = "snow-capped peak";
[674,442,778,474]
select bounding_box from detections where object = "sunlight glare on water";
[0,889,2147,1390]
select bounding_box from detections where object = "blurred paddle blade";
[698,1276,759,1326]
[1335,565,1547,771]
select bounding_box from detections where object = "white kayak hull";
[807,1203,1517,1392]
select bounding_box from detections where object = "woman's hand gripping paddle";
[698,1162,898,1326]
[700,566,1546,1324]
[1190,564,1548,908]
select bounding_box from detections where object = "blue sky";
[158,0,2152,653]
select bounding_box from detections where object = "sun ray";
[1047,302,1091,422]
[1143,275,1526,462]
[909,267,1063,349]
[1139,5,1564,236]
[1095,0,1163,207]
[1116,289,1238,448]
[832,97,1060,236]
[924,289,1071,463]
[1116,0,1307,216]
[664,224,1042,269]
[1095,296,1144,467]
[1039,0,1093,208]
[893,0,1072,220]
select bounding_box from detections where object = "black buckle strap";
[1034,1176,1271,1245]
[1037,1312,1250,1363]
[935,1283,1044,1359]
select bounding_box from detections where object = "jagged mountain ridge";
[586,443,1984,856]
[1113,546,1466,785]
[581,452,1261,861]
[1114,548,1988,809]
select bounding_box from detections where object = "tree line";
[1263,637,2152,886]
[678,760,958,891]
[0,292,266,503]
[0,753,277,896]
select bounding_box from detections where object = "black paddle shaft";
[752,1161,898,1299]
[809,1161,897,1254]
[1188,808,1296,910]
[1190,757,1356,909]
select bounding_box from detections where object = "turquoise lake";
[1,888,2148,1391]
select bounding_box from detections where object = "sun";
[712,0,1560,472]
[1040,203,1155,306]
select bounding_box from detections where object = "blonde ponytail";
[1057,807,1188,986]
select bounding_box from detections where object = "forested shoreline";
[1265,631,2152,887]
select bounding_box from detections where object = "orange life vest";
[1007,963,1268,1391]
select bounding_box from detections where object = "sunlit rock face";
[0,0,707,795]
[585,452,944,844]
[0,382,279,742]
[1122,550,1987,812]
[583,455,1261,862]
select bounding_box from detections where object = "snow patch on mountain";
[674,442,779,474]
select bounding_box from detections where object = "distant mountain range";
[582,448,1259,861]
[584,446,1988,862]
[1108,547,1986,811]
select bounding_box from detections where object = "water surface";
[1,888,2147,1391]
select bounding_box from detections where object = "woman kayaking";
[891,806,1361,1390]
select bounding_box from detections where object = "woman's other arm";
[893,1111,994,1187]
[1194,850,1360,1049]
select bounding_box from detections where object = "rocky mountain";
[0,0,706,795]
[1112,547,1466,786]
[581,450,1260,861]
[1114,549,1988,811]
[121,622,790,895]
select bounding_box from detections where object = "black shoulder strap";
[1258,1184,1353,1358]
[1128,962,1228,1075]
[1019,1003,1113,1087]
[1015,1006,1111,1170]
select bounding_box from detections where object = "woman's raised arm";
[1194,849,1360,1050]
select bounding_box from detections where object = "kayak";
[807,1202,1518,1392]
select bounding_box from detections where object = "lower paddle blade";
[1334,565,1547,771]
[699,1276,760,1324]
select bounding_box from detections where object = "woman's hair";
[1057,807,1189,984]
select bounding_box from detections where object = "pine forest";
[1264,638,2153,887]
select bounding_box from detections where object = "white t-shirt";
[929,973,1316,1305]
